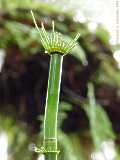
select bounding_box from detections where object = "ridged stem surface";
[44,54,63,160]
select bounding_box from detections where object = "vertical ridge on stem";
[43,54,63,160]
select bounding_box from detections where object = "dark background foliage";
[0,0,120,159]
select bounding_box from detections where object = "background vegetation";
[0,0,120,159]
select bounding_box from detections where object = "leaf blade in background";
[84,83,115,150]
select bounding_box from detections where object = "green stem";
[43,53,63,160]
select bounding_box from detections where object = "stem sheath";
[44,54,63,160]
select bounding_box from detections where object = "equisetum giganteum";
[31,10,80,160]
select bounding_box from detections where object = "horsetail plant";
[31,10,80,160]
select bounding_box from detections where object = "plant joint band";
[34,146,60,154]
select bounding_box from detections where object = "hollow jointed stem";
[30,11,80,160]
[43,54,63,160]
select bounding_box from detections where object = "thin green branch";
[31,10,80,55]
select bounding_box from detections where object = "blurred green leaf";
[2,21,87,65]
[62,35,87,65]
[84,83,115,150]
[58,131,86,160]
[96,25,110,47]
